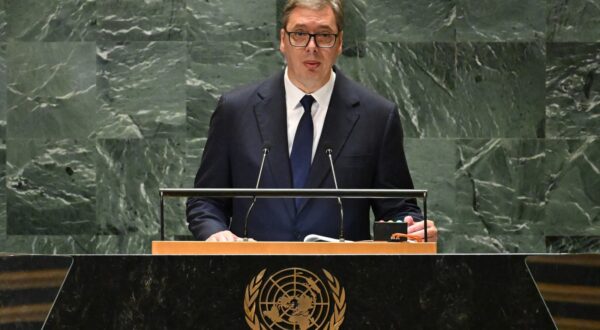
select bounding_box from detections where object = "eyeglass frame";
[284,30,340,48]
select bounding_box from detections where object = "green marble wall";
[0,0,598,253]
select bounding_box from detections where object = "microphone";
[324,145,344,242]
[241,143,270,241]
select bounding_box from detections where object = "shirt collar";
[284,67,336,111]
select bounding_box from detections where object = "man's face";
[280,5,343,93]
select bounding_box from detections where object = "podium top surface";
[151,241,437,255]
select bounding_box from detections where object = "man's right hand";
[206,230,240,242]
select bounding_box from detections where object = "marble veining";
[547,0,600,42]
[366,0,456,42]
[7,42,97,139]
[0,0,6,42]
[546,42,600,137]
[456,0,545,41]
[339,42,545,138]
[186,41,283,138]
[188,0,276,42]
[98,0,185,41]
[95,138,187,238]
[6,0,96,41]
[96,41,186,138]
[6,139,96,235]
[0,43,6,138]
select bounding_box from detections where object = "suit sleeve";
[186,96,233,240]
[370,106,423,221]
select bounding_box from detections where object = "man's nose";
[306,35,318,50]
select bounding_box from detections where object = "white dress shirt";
[284,67,336,162]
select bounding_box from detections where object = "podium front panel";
[43,255,554,329]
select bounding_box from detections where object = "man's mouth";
[303,61,321,70]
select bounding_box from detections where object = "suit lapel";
[253,72,295,219]
[297,71,360,214]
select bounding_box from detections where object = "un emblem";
[244,268,346,330]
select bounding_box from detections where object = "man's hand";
[206,230,240,242]
[404,216,438,242]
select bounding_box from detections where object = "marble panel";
[0,43,5,138]
[547,0,600,42]
[546,236,600,253]
[339,0,366,45]
[454,139,549,236]
[333,41,364,81]
[6,0,96,41]
[453,42,546,138]
[337,42,456,138]
[0,141,5,236]
[546,42,600,138]
[95,139,187,237]
[6,42,97,139]
[187,0,276,42]
[404,138,457,235]
[95,41,186,139]
[440,234,546,253]
[6,139,96,235]
[0,0,5,41]
[543,138,600,235]
[456,0,545,41]
[97,0,185,41]
[186,41,283,138]
[454,138,599,241]
[276,0,365,45]
[338,42,545,138]
[366,0,456,42]
[0,234,152,254]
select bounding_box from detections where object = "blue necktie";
[290,95,315,211]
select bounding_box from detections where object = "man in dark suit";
[186,0,437,242]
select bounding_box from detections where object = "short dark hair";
[281,0,344,32]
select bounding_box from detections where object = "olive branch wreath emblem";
[244,268,346,329]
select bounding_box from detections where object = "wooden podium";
[151,241,436,255]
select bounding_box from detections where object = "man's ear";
[279,28,286,53]
[337,31,344,55]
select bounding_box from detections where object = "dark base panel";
[44,255,555,329]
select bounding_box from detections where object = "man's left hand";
[404,216,438,242]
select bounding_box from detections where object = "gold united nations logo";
[244,268,346,330]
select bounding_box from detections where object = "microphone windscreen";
[262,142,271,152]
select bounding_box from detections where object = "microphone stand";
[242,145,270,241]
[325,148,344,242]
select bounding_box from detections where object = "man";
[186,0,438,242]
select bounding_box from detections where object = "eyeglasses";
[285,30,338,48]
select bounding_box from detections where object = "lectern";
[98,189,558,329]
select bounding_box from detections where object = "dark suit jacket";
[186,68,422,241]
